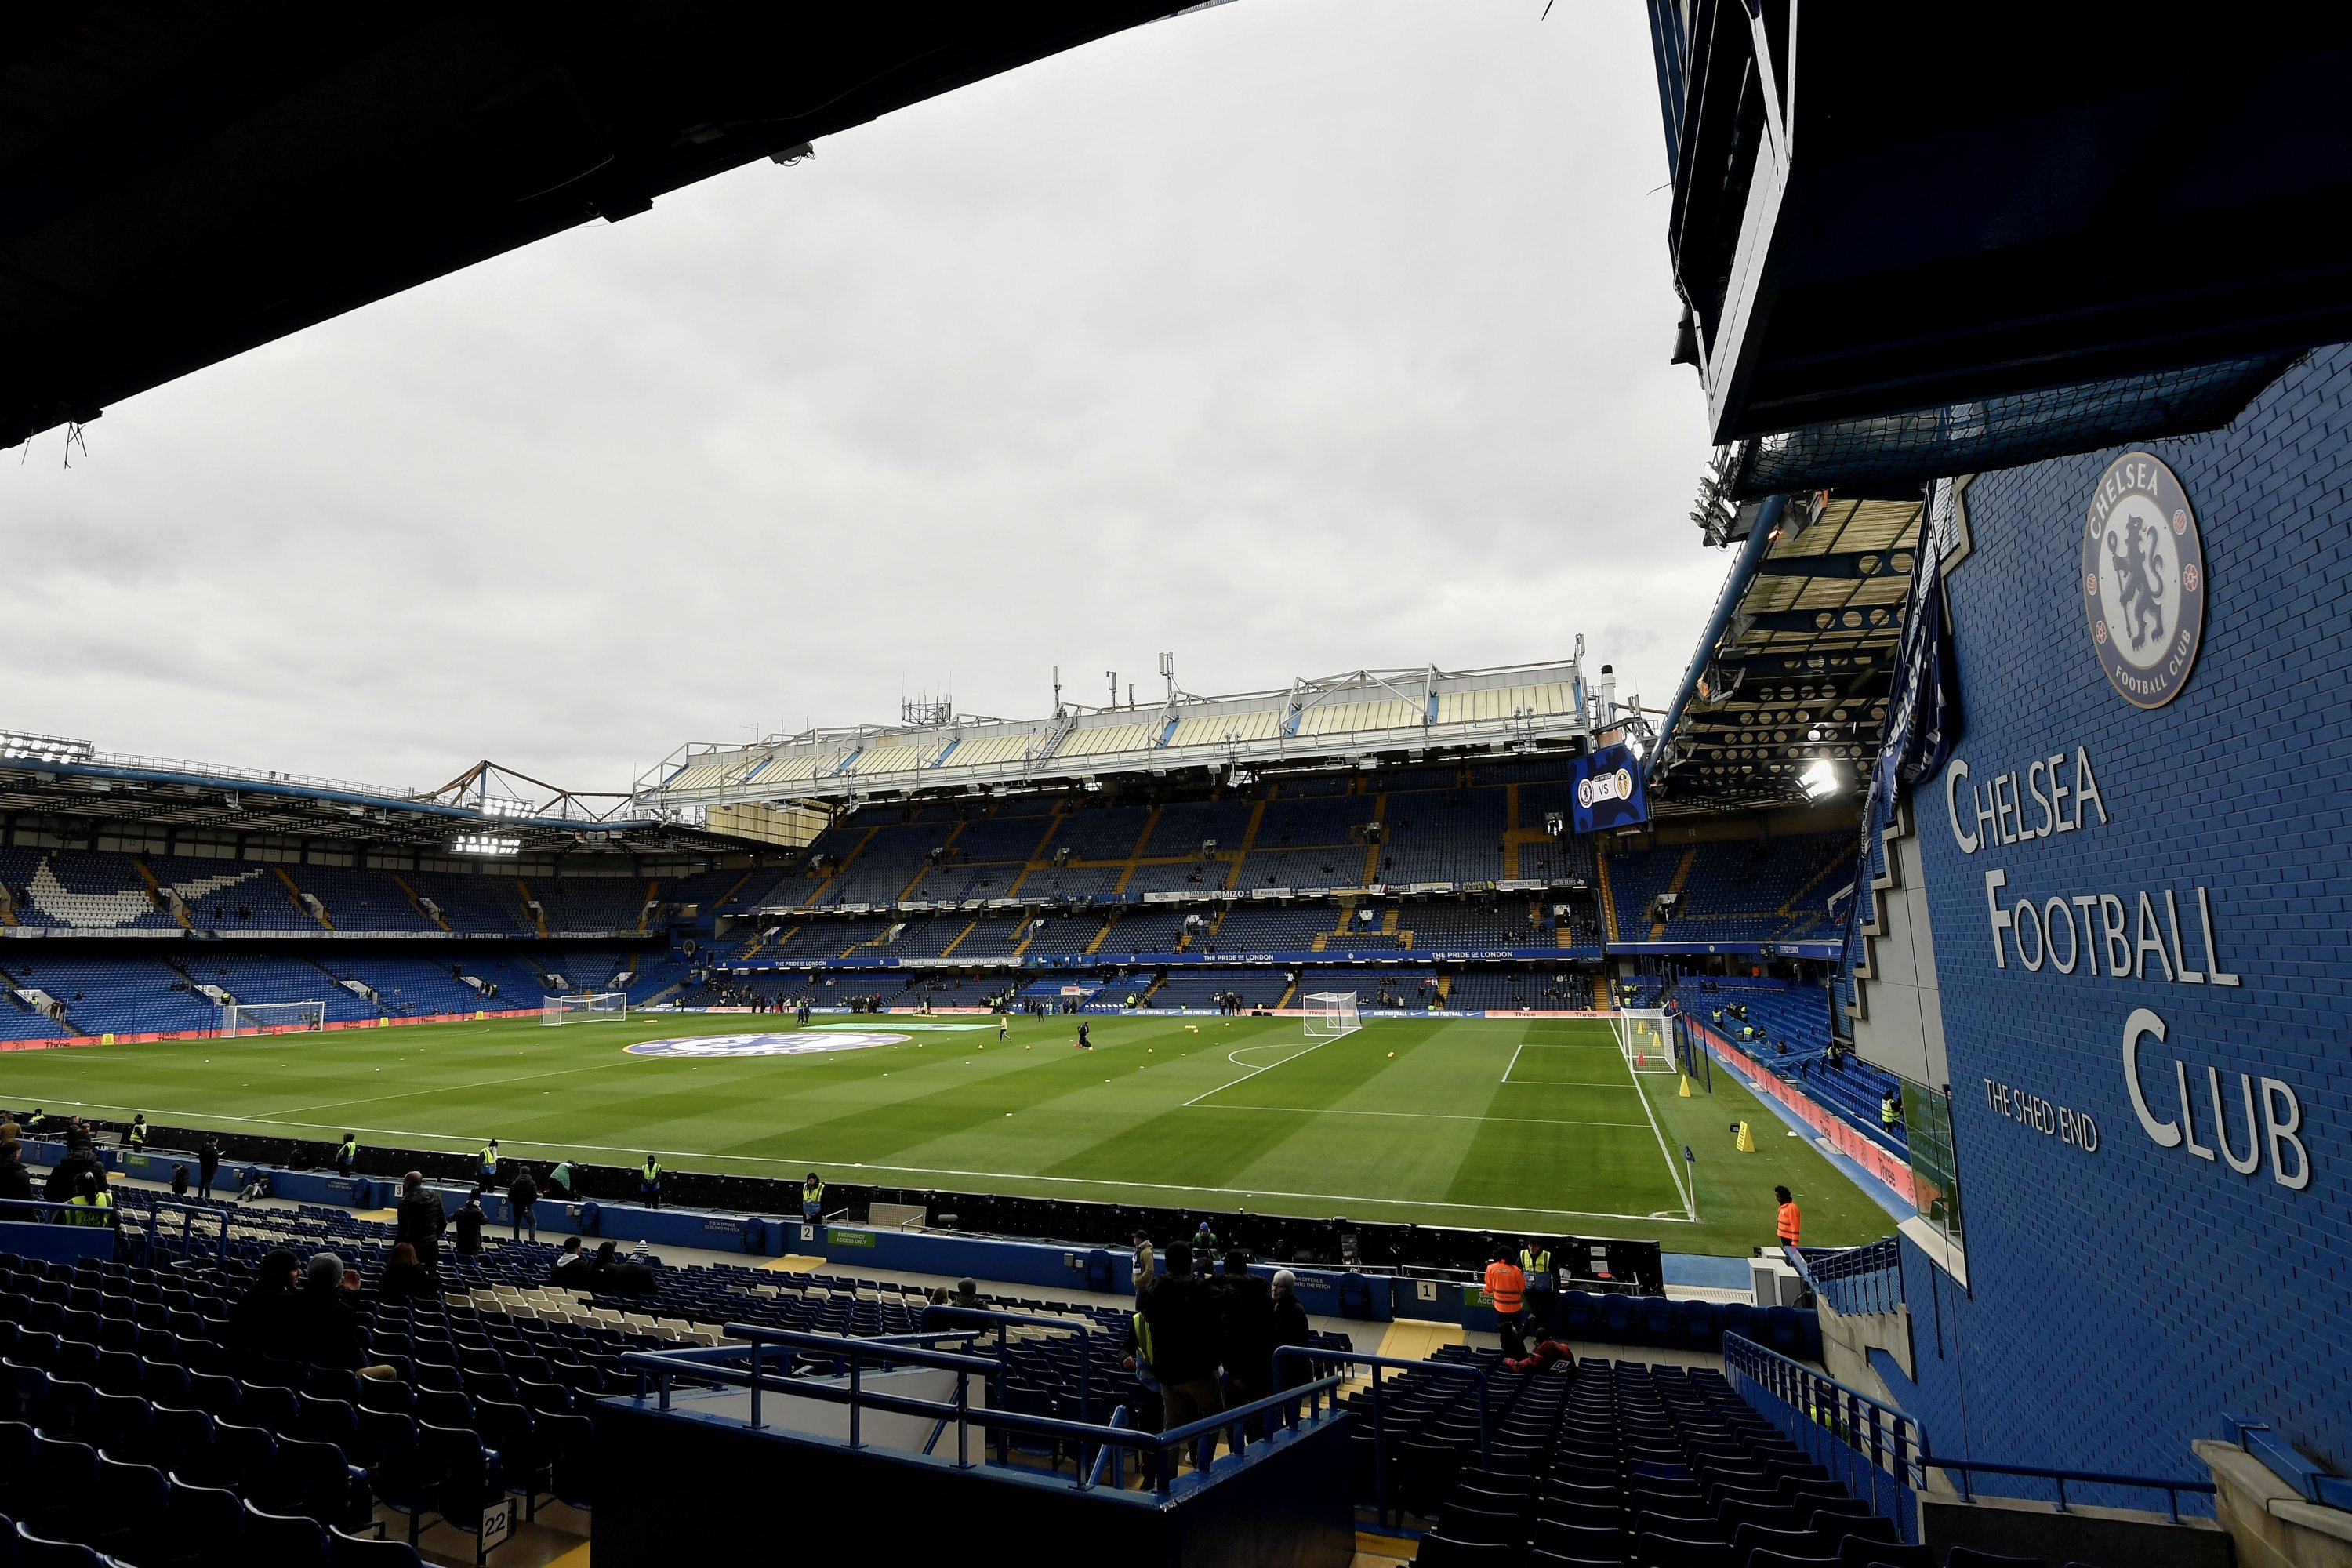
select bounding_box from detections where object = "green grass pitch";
[0,1012,1892,1255]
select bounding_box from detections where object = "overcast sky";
[1,0,1724,799]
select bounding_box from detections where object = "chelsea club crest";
[2083,452,2205,710]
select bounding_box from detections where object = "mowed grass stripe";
[1443,1020,1686,1218]
[0,1011,1897,1250]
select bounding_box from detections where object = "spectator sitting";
[376,1241,438,1301]
[170,1163,190,1198]
[295,1253,394,1377]
[228,1247,301,1356]
[453,1189,486,1256]
[1504,1337,1577,1375]
[953,1278,982,1312]
[551,1236,590,1285]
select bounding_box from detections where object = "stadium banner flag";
[1570,742,1650,834]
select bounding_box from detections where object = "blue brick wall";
[1882,343,2352,1482]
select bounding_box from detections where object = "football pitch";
[0,1012,1891,1255]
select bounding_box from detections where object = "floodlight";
[1,730,94,763]
[453,834,521,855]
[480,796,530,818]
[1799,760,1842,801]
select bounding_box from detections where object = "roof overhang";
[1650,2,2352,444]
[1,2,1200,450]
[637,660,1592,812]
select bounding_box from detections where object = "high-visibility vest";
[644,1160,662,1184]
[480,1146,497,1170]
[127,1123,147,1149]
[339,1138,358,1163]
[1484,1261,1526,1314]
[1519,1249,1552,1283]
[1777,1201,1802,1243]
[804,1178,823,1203]
[1881,1099,1898,1127]
[66,1191,113,1226]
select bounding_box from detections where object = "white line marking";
[1625,1048,1696,1223]
[1180,1032,1348,1109]
[1198,1104,1648,1129]
[1501,1040,1526,1084]
[18,1093,1690,1225]
[1493,1080,1642,1090]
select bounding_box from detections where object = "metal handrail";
[1928,1457,2216,1523]
[1725,1331,1923,1486]
[0,1194,119,1229]
[1788,1239,1904,1317]
[622,1323,1347,1496]
[917,1303,1098,1425]
[1276,1345,1489,1529]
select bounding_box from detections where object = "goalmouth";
[1613,1007,1678,1073]
[543,991,630,1026]
[1301,991,1362,1040]
[220,1000,328,1036]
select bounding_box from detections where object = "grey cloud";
[0,0,1719,789]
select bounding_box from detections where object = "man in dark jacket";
[1218,1253,1276,1420]
[395,1172,447,1272]
[229,1248,301,1357]
[198,1138,222,1201]
[289,1253,372,1370]
[0,1143,32,1203]
[453,1190,486,1256]
[506,1167,539,1243]
[1140,1243,1225,1463]
[1269,1269,1314,1415]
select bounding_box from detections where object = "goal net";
[1613,1007,1677,1073]
[220,1000,328,1036]
[1302,991,1362,1039]
[543,991,630,1026]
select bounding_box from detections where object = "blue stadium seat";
[242,1500,328,1568]
[330,1526,426,1567]
[13,1522,104,1568]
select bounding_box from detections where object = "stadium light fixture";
[0,730,95,764]
[1799,760,1842,801]
[480,796,530,818]
[452,834,521,856]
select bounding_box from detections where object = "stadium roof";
[637,660,1595,811]
[0,2,1203,451]
[0,731,732,856]
[1646,492,1916,810]
[1649,4,2352,445]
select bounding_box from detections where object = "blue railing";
[1933,1457,2214,1523]
[0,1194,121,1229]
[1725,1330,1923,1535]
[1726,1334,2216,1531]
[913,1304,1098,1425]
[1276,1345,1489,1530]
[622,1323,1347,1498]
[1790,1238,1904,1316]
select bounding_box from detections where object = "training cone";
[1679,1074,1692,1098]
[1735,1120,1757,1152]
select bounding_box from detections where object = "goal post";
[220,1000,328,1036]
[543,991,630,1026]
[1613,1007,1677,1073]
[1302,990,1362,1040]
